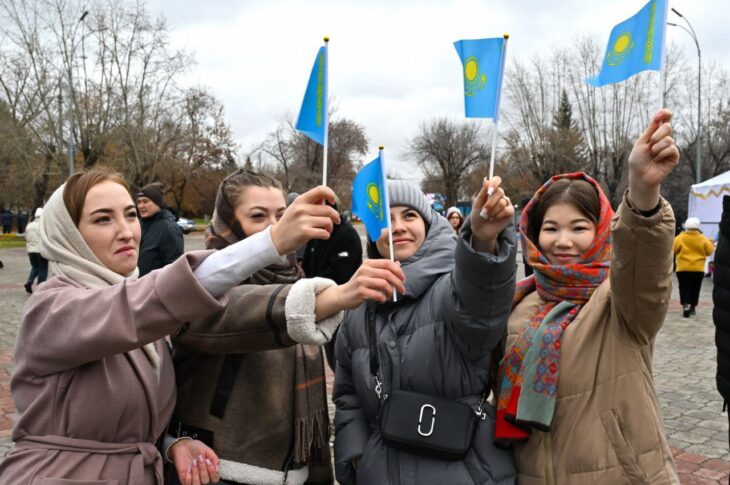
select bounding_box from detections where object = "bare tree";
[256,115,369,208]
[161,87,238,211]
[407,118,492,205]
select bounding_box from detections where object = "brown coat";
[172,282,317,483]
[507,197,679,485]
[0,252,223,485]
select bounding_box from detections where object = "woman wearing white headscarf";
[0,169,348,485]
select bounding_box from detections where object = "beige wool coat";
[0,252,224,485]
[506,197,680,485]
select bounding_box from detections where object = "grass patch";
[0,240,26,249]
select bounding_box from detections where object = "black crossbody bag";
[367,305,488,460]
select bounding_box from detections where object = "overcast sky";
[145,0,727,182]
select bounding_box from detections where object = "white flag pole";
[322,36,330,187]
[378,145,396,302]
[480,33,508,218]
[658,3,669,112]
[487,33,509,183]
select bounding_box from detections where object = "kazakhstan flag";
[352,155,389,242]
[296,46,327,144]
[587,0,667,87]
[454,37,506,119]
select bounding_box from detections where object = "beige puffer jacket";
[506,195,679,485]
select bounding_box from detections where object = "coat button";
[388,340,396,349]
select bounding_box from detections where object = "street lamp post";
[669,8,701,184]
[67,11,88,177]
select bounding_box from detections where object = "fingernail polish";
[487,187,494,197]
[479,208,489,220]
[206,458,212,465]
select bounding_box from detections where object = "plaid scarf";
[495,172,614,443]
[205,172,332,480]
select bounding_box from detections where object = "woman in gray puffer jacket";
[333,178,518,485]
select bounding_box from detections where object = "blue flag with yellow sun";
[587,0,668,87]
[352,154,389,241]
[454,37,506,119]
[296,46,328,144]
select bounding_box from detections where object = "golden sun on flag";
[464,56,487,96]
[607,32,634,66]
[366,183,383,219]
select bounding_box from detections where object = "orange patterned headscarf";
[495,172,614,443]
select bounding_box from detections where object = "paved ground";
[0,232,728,483]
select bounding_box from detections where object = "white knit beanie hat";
[684,217,701,230]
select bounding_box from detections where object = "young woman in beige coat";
[495,109,681,484]
[0,169,367,485]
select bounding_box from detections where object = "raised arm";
[439,177,517,361]
[18,252,223,376]
[611,109,680,344]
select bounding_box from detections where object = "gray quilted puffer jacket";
[333,213,517,485]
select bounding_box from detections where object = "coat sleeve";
[704,237,715,256]
[18,252,224,376]
[333,314,371,485]
[440,219,517,363]
[173,283,297,354]
[610,193,675,345]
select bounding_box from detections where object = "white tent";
[687,170,730,241]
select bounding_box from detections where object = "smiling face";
[376,206,426,262]
[233,185,287,236]
[77,181,141,276]
[538,202,597,266]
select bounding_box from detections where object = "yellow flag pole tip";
[503,33,510,39]
[378,145,384,150]
[323,36,330,42]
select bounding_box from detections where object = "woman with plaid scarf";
[495,109,681,484]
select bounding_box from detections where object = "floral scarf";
[495,172,614,443]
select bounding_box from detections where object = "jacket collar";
[398,212,455,300]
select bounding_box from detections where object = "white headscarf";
[39,182,160,373]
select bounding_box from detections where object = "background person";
[302,196,363,370]
[2,208,13,234]
[23,208,48,294]
[446,205,464,232]
[673,216,714,317]
[713,195,730,464]
[137,182,184,276]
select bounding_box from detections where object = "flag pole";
[487,33,509,200]
[658,3,668,112]
[379,145,396,302]
[322,36,330,187]
[487,33,509,182]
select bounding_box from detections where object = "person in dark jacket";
[333,178,517,485]
[713,195,730,458]
[16,210,27,234]
[2,209,14,234]
[137,182,184,276]
[302,197,363,369]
